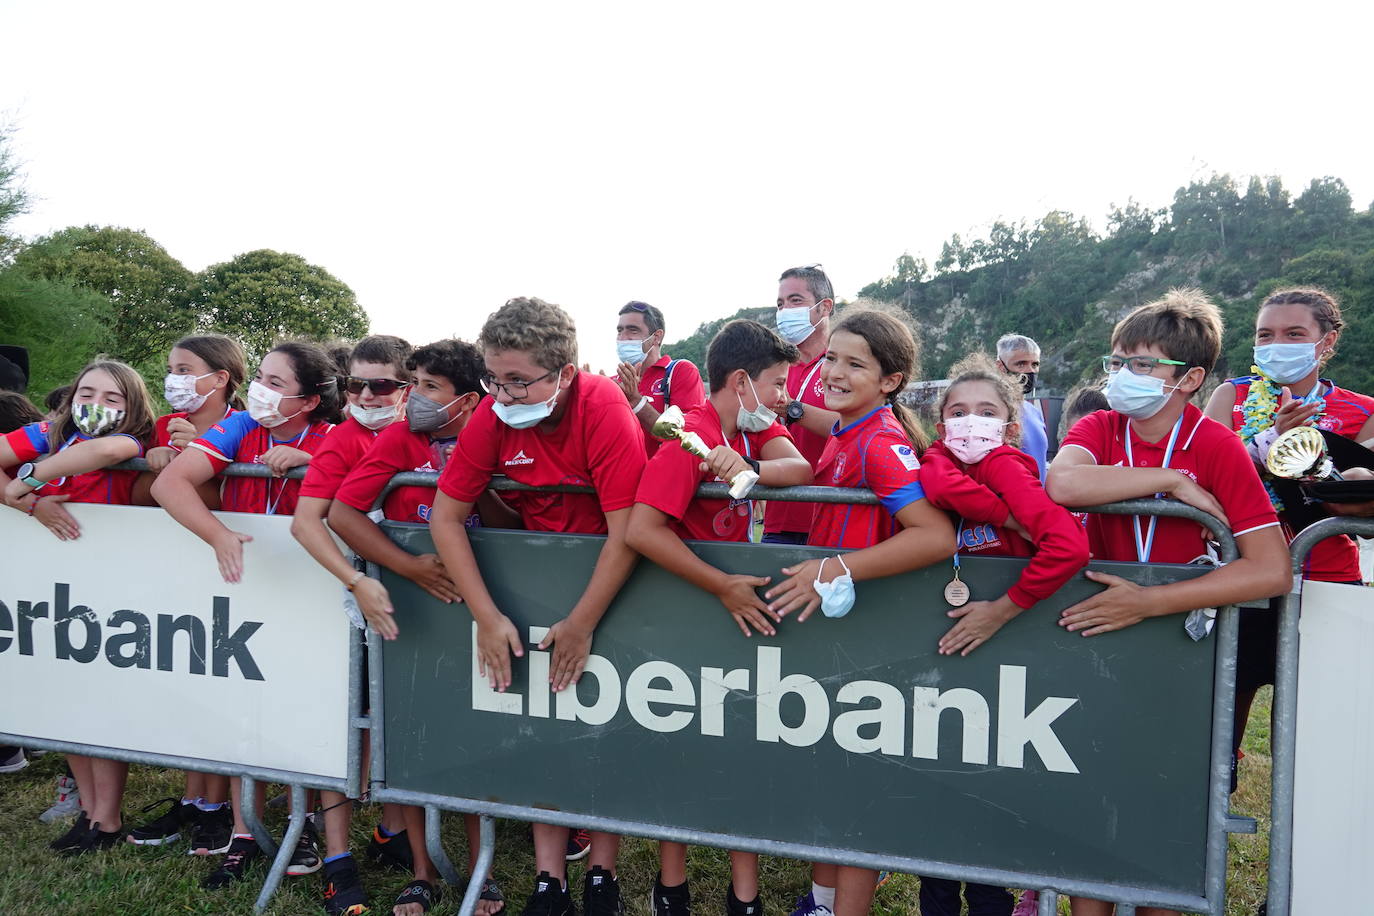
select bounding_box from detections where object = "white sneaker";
[0,747,27,773]
[39,775,81,823]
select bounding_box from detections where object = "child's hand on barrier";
[539,618,592,692]
[405,553,463,604]
[144,446,177,472]
[698,446,750,484]
[476,614,524,691]
[356,578,399,640]
[939,594,1018,656]
[1059,570,1149,636]
[165,416,197,450]
[766,558,824,622]
[212,528,253,583]
[714,573,777,637]
[261,445,311,477]
[32,494,79,541]
[1167,476,1230,530]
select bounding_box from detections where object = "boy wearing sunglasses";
[614,300,705,456]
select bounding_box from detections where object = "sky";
[2,0,1371,371]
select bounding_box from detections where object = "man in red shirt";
[431,297,646,916]
[613,300,705,456]
[766,265,841,544]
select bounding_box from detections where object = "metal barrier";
[1266,516,1374,916]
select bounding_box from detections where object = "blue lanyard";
[264,427,308,515]
[952,519,964,570]
[1123,415,1183,563]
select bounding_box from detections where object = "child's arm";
[697,439,813,489]
[260,444,313,477]
[291,495,407,639]
[920,445,1013,528]
[626,503,777,637]
[151,449,251,583]
[4,433,141,504]
[1046,445,1231,524]
[327,499,461,606]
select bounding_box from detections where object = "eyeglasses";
[345,376,410,396]
[624,301,650,312]
[1101,354,1189,375]
[479,368,557,399]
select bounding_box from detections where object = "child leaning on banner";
[1,358,156,857]
[152,339,342,891]
[429,297,648,916]
[1045,289,1290,916]
[762,305,956,916]
[625,318,813,916]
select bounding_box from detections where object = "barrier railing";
[1266,515,1374,916]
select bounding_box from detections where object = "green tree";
[1293,177,1353,243]
[13,225,194,366]
[186,250,369,361]
[0,125,30,265]
[0,269,115,397]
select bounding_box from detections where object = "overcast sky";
[2,1,1370,370]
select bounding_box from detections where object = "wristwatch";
[15,462,45,490]
[784,400,805,427]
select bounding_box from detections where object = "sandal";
[395,879,440,914]
[478,877,505,912]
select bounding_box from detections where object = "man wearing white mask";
[614,301,705,457]
[996,333,1049,480]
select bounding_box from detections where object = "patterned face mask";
[72,402,124,437]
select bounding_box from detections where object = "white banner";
[1292,579,1374,912]
[0,504,351,780]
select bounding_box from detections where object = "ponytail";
[891,401,929,453]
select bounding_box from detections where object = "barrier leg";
[425,805,464,887]
[346,625,365,801]
[455,815,497,916]
[1037,889,1057,915]
[255,784,308,914]
[240,775,277,858]
[1267,585,1301,916]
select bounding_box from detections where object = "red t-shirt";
[809,406,928,550]
[1059,404,1280,564]
[299,417,382,502]
[638,356,706,457]
[336,421,459,524]
[765,351,828,535]
[3,421,144,506]
[635,399,792,542]
[1226,376,1374,582]
[438,372,647,534]
[189,411,333,515]
[923,440,1090,609]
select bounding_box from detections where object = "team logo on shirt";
[418,504,431,521]
[1315,416,1339,432]
[712,501,750,537]
[651,378,668,396]
[958,524,1001,551]
[504,450,535,466]
[890,444,921,471]
[831,452,847,483]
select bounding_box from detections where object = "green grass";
[0,688,1274,915]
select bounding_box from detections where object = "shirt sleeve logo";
[890,443,921,471]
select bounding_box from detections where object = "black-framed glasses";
[1101,354,1189,376]
[479,368,557,399]
[345,376,410,396]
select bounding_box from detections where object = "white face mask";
[815,555,855,619]
[247,380,306,429]
[776,305,819,345]
[1104,369,1184,420]
[164,371,217,413]
[348,401,400,430]
[943,415,1006,464]
[492,383,562,430]
[736,376,778,433]
[616,338,650,366]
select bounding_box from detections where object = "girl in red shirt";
[1,359,155,856]
[765,306,955,916]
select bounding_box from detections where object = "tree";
[1293,177,1353,242]
[0,125,30,265]
[186,250,369,360]
[0,269,115,398]
[13,225,195,366]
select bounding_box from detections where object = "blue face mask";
[815,555,855,619]
[491,384,561,429]
[1254,342,1320,385]
[776,306,818,345]
[616,339,650,366]
[1104,369,1184,420]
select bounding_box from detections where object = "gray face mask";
[407,391,460,432]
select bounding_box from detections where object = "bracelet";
[27,496,39,516]
[345,571,366,591]
[632,395,652,414]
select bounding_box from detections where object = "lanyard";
[1297,381,1327,406]
[1123,415,1183,562]
[264,426,309,516]
[789,357,824,404]
[723,420,758,538]
[952,518,964,571]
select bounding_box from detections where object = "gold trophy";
[652,405,760,500]
[1266,426,1344,482]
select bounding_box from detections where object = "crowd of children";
[4,270,1363,916]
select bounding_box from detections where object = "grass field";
[0,688,1274,916]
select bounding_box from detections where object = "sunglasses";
[344,376,410,396]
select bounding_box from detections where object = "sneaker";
[366,824,414,872]
[322,854,370,915]
[0,746,27,773]
[583,867,623,916]
[874,872,892,890]
[566,827,592,861]
[187,804,233,856]
[725,884,760,916]
[39,776,81,823]
[1011,889,1039,916]
[787,893,832,916]
[288,817,323,876]
[649,875,690,916]
[126,797,193,846]
[522,871,576,916]
[60,820,124,856]
[203,836,263,889]
[49,813,92,852]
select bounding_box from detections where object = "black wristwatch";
[743,457,761,475]
[784,400,805,426]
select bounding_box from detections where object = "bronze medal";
[944,577,970,607]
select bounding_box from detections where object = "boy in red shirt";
[614,300,706,457]
[431,297,647,916]
[1046,289,1291,916]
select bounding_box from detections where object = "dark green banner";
[380,526,1214,896]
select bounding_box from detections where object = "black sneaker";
[49,812,92,852]
[522,871,576,916]
[649,874,691,916]
[187,805,233,856]
[583,867,623,916]
[60,820,124,856]
[321,854,370,915]
[126,797,193,846]
[288,817,323,876]
[203,836,263,889]
[725,884,762,916]
[365,824,414,872]
[566,828,592,861]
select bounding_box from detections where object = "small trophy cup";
[1266,426,1344,482]
[652,405,760,500]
